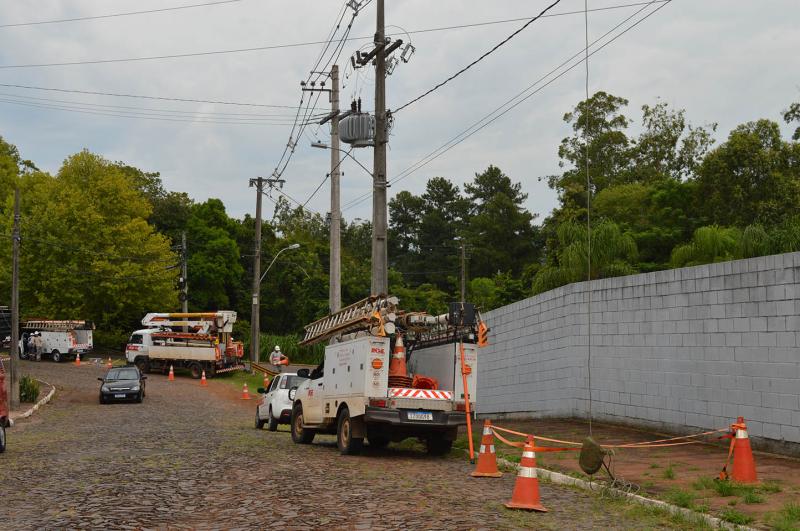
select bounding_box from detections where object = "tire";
[134,357,149,374]
[99,394,106,405]
[336,407,364,455]
[368,436,390,449]
[255,408,266,430]
[0,423,6,453]
[426,437,453,456]
[290,404,315,444]
[51,350,61,363]
[267,407,279,432]
[189,363,203,380]
[136,391,143,403]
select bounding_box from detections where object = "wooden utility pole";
[9,188,20,408]
[460,243,466,303]
[371,0,388,296]
[249,177,265,364]
[329,64,342,312]
[180,231,188,332]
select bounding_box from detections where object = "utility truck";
[290,296,486,455]
[125,312,245,378]
[20,320,94,362]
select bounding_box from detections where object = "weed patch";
[719,508,753,525]
[662,463,676,480]
[665,488,696,509]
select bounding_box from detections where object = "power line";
[393,0,564,113]
[0,92,319,121]
[0,0,243,29]
[0,82,301,109]
[0,97,310,126]
[342,0,671,212]
[0,1,666,70]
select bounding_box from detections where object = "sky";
[0,0,798,225]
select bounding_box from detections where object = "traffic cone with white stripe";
[505,437,547,512]
[731,417,757,483]
[471,420,502,478]
[74,352,81,366]
[200,370,208,387]
[168,365,175,381]
[240,382,251,400]
[106,357,113,369]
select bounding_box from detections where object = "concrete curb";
[9,379,55,425]
[491,455,753,531]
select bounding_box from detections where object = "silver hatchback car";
[255,373,308,431]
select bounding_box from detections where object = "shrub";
[20,375,40,403]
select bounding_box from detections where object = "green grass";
[765,502,800,531]
[692,477,716,491]
[711,479,737,497]
[742,490,764,504]
[665,488,696,509]
[762,480,783,493]
[719,508,754,525]
[662,463,676,480]
[215,369,270,394]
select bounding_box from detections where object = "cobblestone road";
[1,361,681,530]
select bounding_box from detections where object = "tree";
[670,226,742,267]
[464,166,539,278]
[0,150,177,345]
[783,102,800,141]
[532,220,637,294]
[696,119,800,227]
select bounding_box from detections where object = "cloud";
[1,0,798,224]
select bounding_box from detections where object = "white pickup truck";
[290,335,477,455]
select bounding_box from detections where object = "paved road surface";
[1,361,676,530]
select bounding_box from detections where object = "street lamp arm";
[259,244,300,284]
[312,142,373,178]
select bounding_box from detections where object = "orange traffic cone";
[505,437,547,512]
[471,420,502,478]
[388,334,412,388]
[74,352,81,366]
[731,417,758,483]
[106,357,113,369]
[200,370,208,386]
[240,382,251,400]
[168,365,175,381]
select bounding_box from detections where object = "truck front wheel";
[134,357,149,374]
[337,407,364,455]
[291,404,315,444]
[189,362,203,379]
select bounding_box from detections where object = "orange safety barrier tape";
[491,428,580,453]
[491,424,729,449]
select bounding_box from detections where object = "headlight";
[131,385,140,392]
[101,385,110,392]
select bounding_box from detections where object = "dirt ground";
[468,417,800,529]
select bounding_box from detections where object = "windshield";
[106,368,139,381]
[280,375,307,389]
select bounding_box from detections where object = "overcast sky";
[1,0,798,224]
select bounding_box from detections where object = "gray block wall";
[478,252,800,451]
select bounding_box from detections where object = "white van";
[21,320,94,362]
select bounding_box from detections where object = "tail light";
[455,402,468,412]
[369,399,387,408]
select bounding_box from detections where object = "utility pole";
[9,188,20,408]
[249,177,266,365]
[329,64,342,312]
[371,0,388,296]
[180,231,188,332]
[460,243,466,303]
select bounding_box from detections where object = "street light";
[251,243,300,365]
[311,141,373,177]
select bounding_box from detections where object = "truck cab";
[290,335,476,455]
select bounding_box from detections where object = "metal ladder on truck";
[300,295,400,346]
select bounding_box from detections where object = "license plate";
[114,394,125,398]
[407,411,433,421]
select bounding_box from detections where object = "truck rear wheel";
[426,437,453,456]
[0,423,6,453]
[189,362,203,379]
[291,404,315,444]
[337,407,364,455]
[51,350,61,363]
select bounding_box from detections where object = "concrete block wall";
[478,252,800,451]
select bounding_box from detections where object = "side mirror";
[97,378,104,382]
[288,387,298,401]
[296,368,310,378]
[257,387,265,394]
[141,376,147,380]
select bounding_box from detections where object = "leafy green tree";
[533,220,637,294]
[696,119,800,227]
[464,166,539,278]
[783,102,800,141]
[0,150,177,344]
[670,225,742,267]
